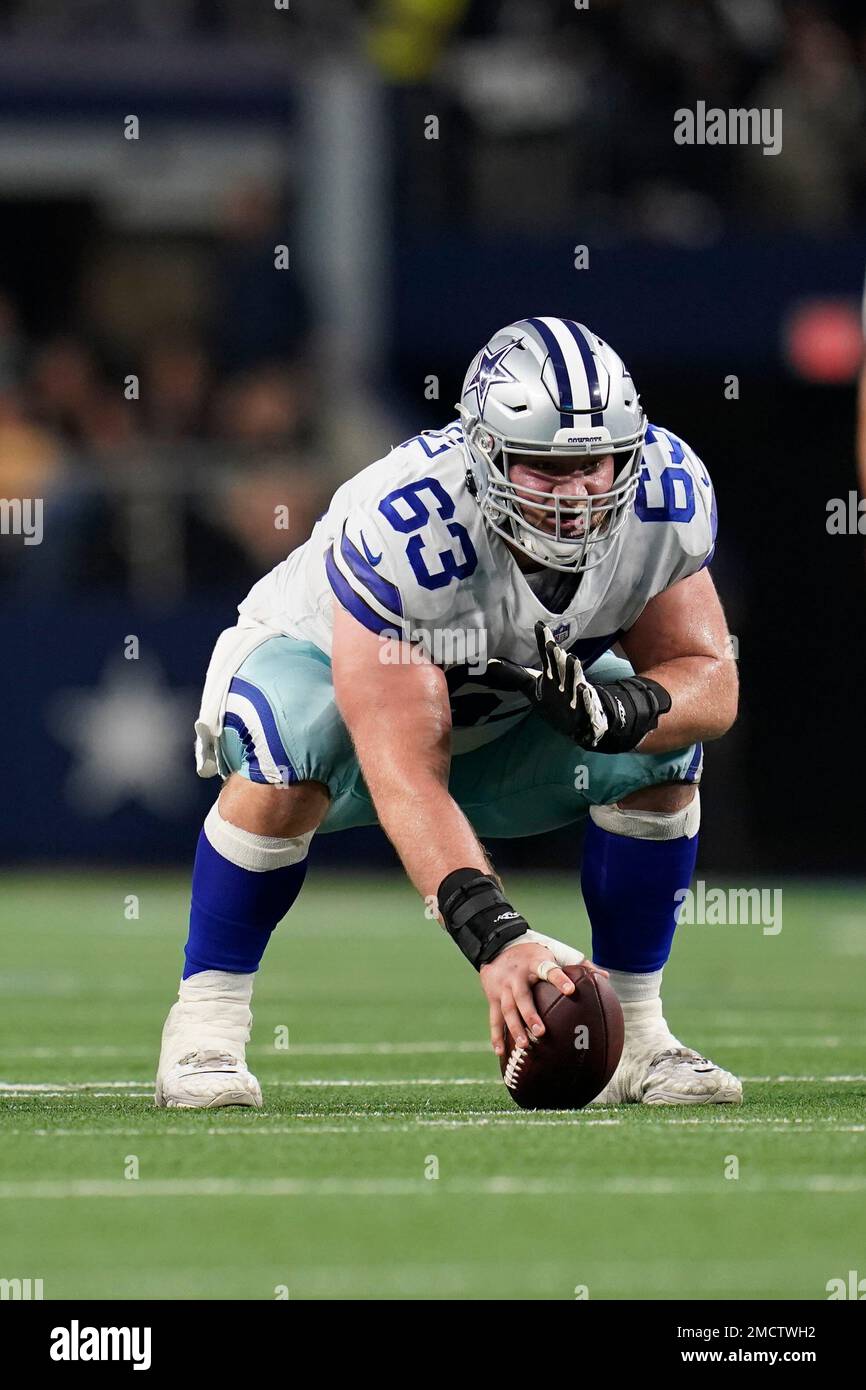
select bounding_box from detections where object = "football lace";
[503,1034,536,1089]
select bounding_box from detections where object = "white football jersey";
[238,420,717,750]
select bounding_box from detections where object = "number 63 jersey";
[238,420,717,751]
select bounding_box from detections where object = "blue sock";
[183,810,310,978]
[581,814,698,973]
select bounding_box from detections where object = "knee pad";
[589,790,700,842]
[204,801,314,870]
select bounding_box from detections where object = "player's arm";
[331,603,485,899]
[331,604,580,1052]
[476,569,736,756]
[617,567,738,753]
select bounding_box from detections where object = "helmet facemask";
[459,406,645,575]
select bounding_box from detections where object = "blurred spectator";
[214,363,312,450]
[745,5,866,231]
[222,460,328,571]
[211,182,312,375]
[142,337,211,442]
[0,383,61,498]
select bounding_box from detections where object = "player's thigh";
[217,635,377,833]
[448,651,702,838]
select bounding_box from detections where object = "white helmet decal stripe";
[558,318,605,417]
[520,317,576,425]
[521,316,604,424]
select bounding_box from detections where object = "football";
[500,963,624,1109]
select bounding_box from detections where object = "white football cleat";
[594,1045,742,1106]
[155,970,262,1109]
[591,998,742,1106]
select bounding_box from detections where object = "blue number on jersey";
[635,427,696,523]
[379,477,478,591]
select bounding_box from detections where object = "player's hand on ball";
[481,944,606,1055]
[481,943,573,1054]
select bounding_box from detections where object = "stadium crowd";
[0,0,864,595]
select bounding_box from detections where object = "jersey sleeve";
[326,498,475,650]
[637,425,718,590]
[325,507,411,640]
[326,442,482,657]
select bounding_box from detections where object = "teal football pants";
[217,636,701,837]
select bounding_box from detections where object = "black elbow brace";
[437,868,528,969]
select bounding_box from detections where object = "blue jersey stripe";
[700,483,718,569]
[339,526,403,617]
[325,545,404,637]
[228,676,297,782]
[684,742,703,785]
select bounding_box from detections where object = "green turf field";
[1,871,864,1301]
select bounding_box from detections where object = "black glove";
[479,621,671,754]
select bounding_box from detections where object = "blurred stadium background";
[1,0,865,878]
[2,0,866,1307]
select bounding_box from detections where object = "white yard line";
[0,1174,863,1200]
[3,1074,866,1095]
[0,1041,492,1060]
[5,1118,623,1138]
[4,1118,863,1138]
[0,1037,860,1060]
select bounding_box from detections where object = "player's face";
[505,452,616,539]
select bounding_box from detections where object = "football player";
[156,317,740,1109]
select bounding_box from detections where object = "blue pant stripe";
[223,712,269,784]
[228,677,297,783]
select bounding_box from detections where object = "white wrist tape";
[498,929,585,967]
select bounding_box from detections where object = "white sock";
[606,967,663,1003]
[178,969,253,1007]
[604,976,679,1050]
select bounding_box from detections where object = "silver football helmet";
[457,317,646,573]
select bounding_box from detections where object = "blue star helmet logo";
[464,340,519,416]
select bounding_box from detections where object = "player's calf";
[583,783,742,1105]
[155,778,327,1110]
